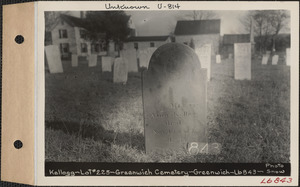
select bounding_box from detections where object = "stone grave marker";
[45,45,63,73]
[272,55,279,65]
[102,56,113,72]
[228,53,233,59]
[113,58,128,83]
[286,48,290,66]
[195,44,212,81]
[143,43,208,154]
[138,49,149,68]
[261,54,269,65]
[121,49,138,72]
[234,43,251,80]
[89,54,98,67]
[71,54,78,67]
[216,54,221,64]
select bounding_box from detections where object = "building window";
[59,29,68,38]
[134,43,138,50]
[59,43,69,53]
[150,42,155,47]
[80,29,86,39]
[81,43,88,53]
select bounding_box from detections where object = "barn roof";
[174,20,221,35]
[223,34,250,45]
[126,36,169,42]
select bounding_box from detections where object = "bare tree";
[177,10,219,20]
[241,10,290,54]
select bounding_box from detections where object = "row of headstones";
[261,48,290,66]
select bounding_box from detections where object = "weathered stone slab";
[102,56,113,72]
[121,49,138,72]
[89,54,98,67]
[262,54,269,65]
[234,43,251,80]
[286,48,290,66]
[113,58,128,83]
[216,54,221,64]
[195,44,212,81]
[143,43,207,154]
[138,49,149,68]
[45,45,63,73]
[228,53,233,59]
[71,54,78,67]
[272,55,279,65]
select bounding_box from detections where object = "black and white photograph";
[44,9,291,163]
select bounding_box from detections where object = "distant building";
[222,34,250,56]
[174,20,221,55]
[123,36,171,51]
[49,14,108,59]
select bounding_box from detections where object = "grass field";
[45,54,290,163]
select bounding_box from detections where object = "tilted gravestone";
[143,43,208,154]
[286,48,290,66]
[195,44,212,81]
[89,54,98,67]
[113,58,128,83]
[71,54,78,67]
[272,55,279,65]
[121,49,138,72]
[261,54,269,65]
[234,43,251,80]
[45,45,63,73]
[102,56,113,72]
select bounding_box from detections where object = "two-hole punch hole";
[13,36,24,148]
[15,35,24,44]
[14,140,23,149]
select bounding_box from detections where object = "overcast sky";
[126,10,248,36]
[68,10,290,36]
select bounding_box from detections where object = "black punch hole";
[14,140,23,149]
[15,35,24,44]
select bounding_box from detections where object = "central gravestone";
[143,43,207,154]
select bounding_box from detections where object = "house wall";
[175,34,220,55]
[123,38,170,51]
[51,21,77,55]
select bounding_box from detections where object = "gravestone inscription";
[143,43,207,154]
[45,45,63,73]
[71,54,78,67]
[195,44,211,81]
[234,43,251,80]
[113,58,128,83]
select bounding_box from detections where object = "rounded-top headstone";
[147,43,201,78]
[143,43,207,154]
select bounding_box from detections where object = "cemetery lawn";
[45,56,290,163]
